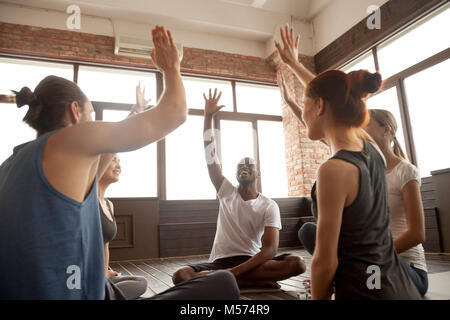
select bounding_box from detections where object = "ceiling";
[1,0,333,41]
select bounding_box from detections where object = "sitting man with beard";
[172,88,306,289]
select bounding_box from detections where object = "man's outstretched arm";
[203,88,226,193]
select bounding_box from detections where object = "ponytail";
[393,136,407,160]
[369,109,408,160]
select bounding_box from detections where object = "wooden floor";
[110,248,450,300]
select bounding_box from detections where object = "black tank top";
[311,140,422,300]
[99,200,117,245]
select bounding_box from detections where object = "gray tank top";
[100,200,117,244]
[311,140,422,300]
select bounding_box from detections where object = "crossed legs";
[172,254,306,288]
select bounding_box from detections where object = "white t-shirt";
[387,160,427,272]
[208,178,282,262]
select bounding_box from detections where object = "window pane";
[236,83,282,116]
[166,116,216,200]
[366,87,407,159]
[341,52,376,73]
[0,57,73,91]
[0,103,36,164]
[220,120,255,185]
[78,66,156,104]
[182,76,233,111]
[377,6,450,79]
[102,110,157,197]
[0,58,73,164]
[404,59,450,177]
[258,121,288,198]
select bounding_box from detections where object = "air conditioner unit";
[114,36,183,60]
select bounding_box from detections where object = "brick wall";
[0,21,329,197]
[268,52,331,197]
[0,22,276,83]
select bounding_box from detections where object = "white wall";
[0,3,268,57]
[1,0,396,58]
[312,0,390,53]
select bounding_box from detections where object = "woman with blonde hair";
[365,109,428,296]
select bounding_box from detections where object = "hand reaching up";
[203,88,226,117]
[133,81,152,113]
[275,25,300,67]
[279,72,306,126]
[151,25,180,74]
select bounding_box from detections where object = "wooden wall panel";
[158,197,313,258]
[109,198,159,261]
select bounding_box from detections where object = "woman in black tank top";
[276,26,421,300]
[98,154,148,300]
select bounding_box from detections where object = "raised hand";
[131,81,151,114]
[275,25,300,67]
[203,88,225,117]
[151,25,180,74]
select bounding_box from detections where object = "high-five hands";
[275,25,300,67]
[203,88,226,117]
[151,25,180,74]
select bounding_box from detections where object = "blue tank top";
[0,131,105,299]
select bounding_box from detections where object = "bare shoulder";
[318,158,358,182]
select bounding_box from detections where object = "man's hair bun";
[13,87,38,108]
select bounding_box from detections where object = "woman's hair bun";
[13,87,38,108]
[363,71,382,94]
[347,70,382,98]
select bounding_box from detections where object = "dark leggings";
[298,222,429,296]
[106,270,240,300]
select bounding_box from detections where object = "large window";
[377,7,450,79]
[101,110,157,198]
[0,58,73,163]
[342,51,376,74]
[166,115,216,200]
[183,76,233,111]
[78,66,156,104]
[257,121,289,198]
[236,83,282,116]
[340,3,450,176]
[404,59,450,177]
[220,120,255,186]
[1,58,290,199]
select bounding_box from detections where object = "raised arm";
[279,72,306,126]
[54,25,187,156]
[275,25,315,87]
[97,82,152,180]
[203,88,226,192]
